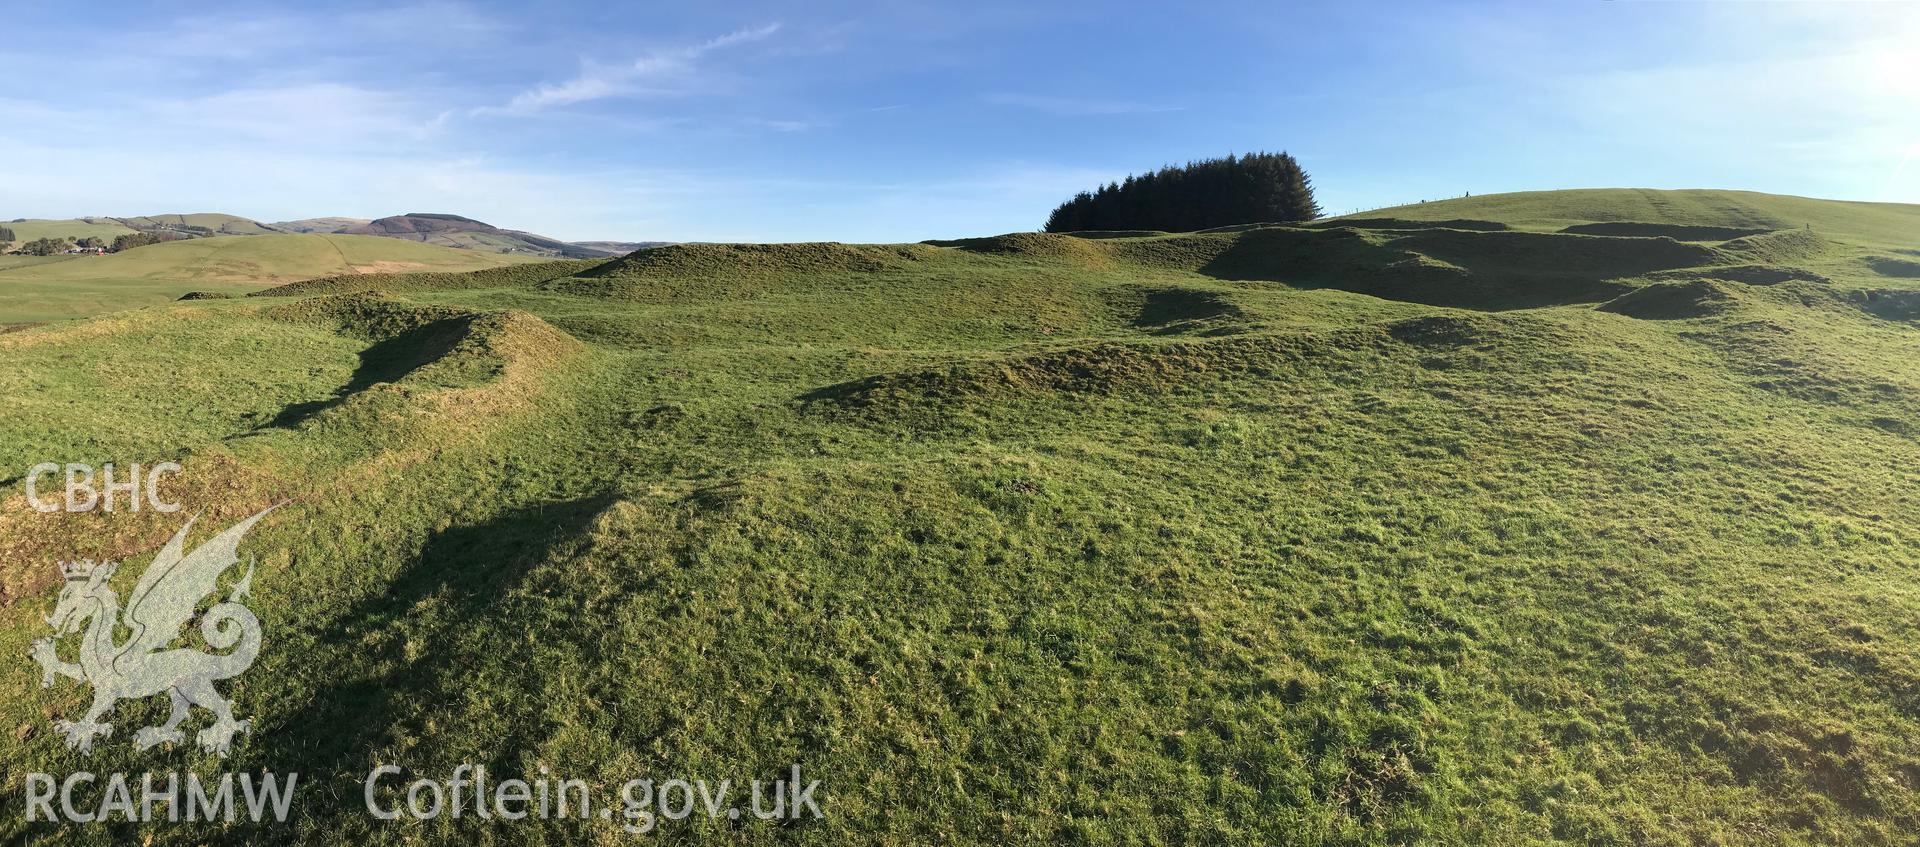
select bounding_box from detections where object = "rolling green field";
[6,188,1920,844]
[1,214,285,248]
[1352,188,1920,250]
[0,234,543,324]
[1,217,141,244]
[110,213,286,236]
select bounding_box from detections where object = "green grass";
[1,217,141,244]
[1347,188,1920,249]
[6,189,1920,845]
[111,213,286,236]
[0,255,75,272]
[1,214,283,247]
[0,234,545,324]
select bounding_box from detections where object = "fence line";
[1331,193,1476,218]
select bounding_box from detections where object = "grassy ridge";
[1,214,283,248]
[1351,188,1920,248]
[1,218,140,244]
[259,258,610,298]
[5,189,1920,844]
[111,213,285,236]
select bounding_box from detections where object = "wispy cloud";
[476,23,781,117]
[984,93,1182,116]
[93,2,504,66]
[151,84,443,146]
[746,117,821,133]
[0,83,444,152]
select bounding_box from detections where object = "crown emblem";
[60,559,107,580]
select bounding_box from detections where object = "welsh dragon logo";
[29,506,278,757]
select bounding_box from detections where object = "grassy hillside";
[1,217,141,244]
[345,213,619,258]
[1348,188,1920,249]
[2,214,288,248]
[0,234,542,324]
[7,189,1920,844]
[112,213,286,236]
[272,217,373,234]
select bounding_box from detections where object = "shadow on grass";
[1195,227,1641,311]
[230,491,617,841]
[1131,288,1243,334]
[266,320,470,429]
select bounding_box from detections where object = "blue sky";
[3,1,1917,242]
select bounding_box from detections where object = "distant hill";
[1,213,285,247]
[0,233,542,322]
[342,213,619,258]
[111,213,286,237]
[2,217,141,244]
[272,217,373,234]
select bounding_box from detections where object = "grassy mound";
[263,293,579,364]
[1392,229,1723,278]
[1060,229,1167,239]
[552,242,948,301]
[1306,217,1512,232]
[1109,226,1713,309]
[802,329,1374,416]
[1719,229,1829,263]
[1846,289,1920,320]
[1866,256,1920,278]
[929,232,1115,265]
[257,258,606,297]
[591,241,944,278]
[1599,279,1741,319]
[1559,221,1770,240]
[1647,264,1830,286]
[260,293,581,428]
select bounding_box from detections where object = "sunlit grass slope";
[113,213,285,236]
[4,189,1920,845]
[0,217,140,244]
[0,234,543,323]
[1349,187,1920,249]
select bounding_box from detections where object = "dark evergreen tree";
[20,237,71,256]
[110,232,164,252]
[1042,151,1321,232]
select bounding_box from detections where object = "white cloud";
[476,23,782,117]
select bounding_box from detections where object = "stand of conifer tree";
[1044,152,1320,233]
